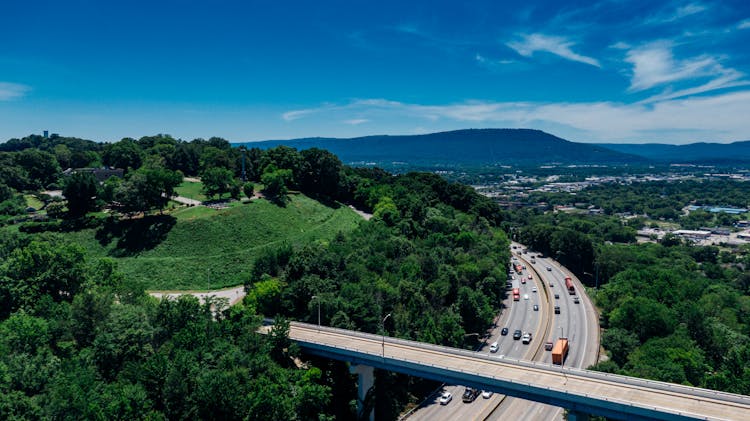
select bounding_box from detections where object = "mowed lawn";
[66,195,363,290]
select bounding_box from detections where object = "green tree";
[62,171,100,218]
[243,182,255,200]
[261,167,292,201]
[15,149,61,189]
[201,167,234,200]
[103,138,143,171]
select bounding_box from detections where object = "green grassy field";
[24,194,44,210]
[64,195,362,290]
[174,180,208,202]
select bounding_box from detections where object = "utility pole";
[240,146,247,182]
[312,295,321,330]
[382,313,392,360]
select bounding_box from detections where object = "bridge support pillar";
[568,410,590,421]
[350,364,374,421]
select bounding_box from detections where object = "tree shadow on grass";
[95,214,176,257]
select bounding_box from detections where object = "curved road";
[408,247,551,420]
[406,242,599,420]
[486,244,600,420]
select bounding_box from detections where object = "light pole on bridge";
[311,295,321,331]
[382,313,392,360]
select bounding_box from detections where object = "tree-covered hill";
[241,128,644,167]
[0,133,510,419]
[598,140,750,164]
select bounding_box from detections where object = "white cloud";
[673,3,707,20]
[739,19,750,29]
[344,118,369,125]
[623,41,746,100]
[475,54,515,69]
[280,91,750,143]
[0,82,30,100]
[506,33,600,67]
[645,2,707,24]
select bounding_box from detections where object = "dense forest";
[507,185,750,394]
[2,132,750,418]
[592,241,750,393]
[0,133,507,419]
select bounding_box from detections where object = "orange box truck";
[552,338,569,365]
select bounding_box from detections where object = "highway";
[407,248,547,420]
[485,245,601,420]
[289,322,750,420]
[407,242,596,420]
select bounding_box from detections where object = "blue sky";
[2,0,750,144]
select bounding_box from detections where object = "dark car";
[533,304,539,311]
[554,306,561,314]
[513,329,522,340]
[462,387,480,403]
[544,341,554,351]
[501,327,509,336]
[554,293,560,299]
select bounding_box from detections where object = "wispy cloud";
[622,41,747,101]
[344,118,369,125]
[506,33,600,67]
[0,82,30,100]
[281,91,750,143]
[739,19,750,29]
[475,54,515,69]
[670,2,707,21]
[645,2,707,25]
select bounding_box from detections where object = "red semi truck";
[565,276,575,295]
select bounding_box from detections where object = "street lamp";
[382,313,392,359]
[311,295,321,330]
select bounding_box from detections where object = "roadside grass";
[24,195,44,210]
[62,194,362,290]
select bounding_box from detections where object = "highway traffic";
[485,244,600,420]
[406,242,599,420]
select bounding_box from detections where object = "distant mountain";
[597,141,750,164]
[239,129,643,167]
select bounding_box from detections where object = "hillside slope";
[64,195,362,290]
[241,128,643,166]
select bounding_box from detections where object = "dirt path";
[150,285,246,306]
[171,195,202,206]
[349,205,373,220]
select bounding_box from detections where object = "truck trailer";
[551,338,569,365]
[565,276,575,295]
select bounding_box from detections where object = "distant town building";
[701,227,731,236]
[672,230,712,240]
[43,130,49,138]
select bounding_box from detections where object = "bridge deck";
[288,322,750,421]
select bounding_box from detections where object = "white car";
[439,391,452,405]
[489,342,499,353]
[532,286,537,293]
[522,332,532,344]
[482,390,493,399]
[523,294,529,300]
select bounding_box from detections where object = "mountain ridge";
[595,141,750,163]
[237,128,643,166]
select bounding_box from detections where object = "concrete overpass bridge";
[283,321,750,421]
